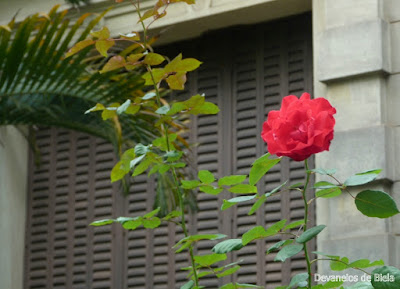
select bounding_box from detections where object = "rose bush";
[261,92,336,161]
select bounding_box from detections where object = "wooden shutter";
[25,13,313,289]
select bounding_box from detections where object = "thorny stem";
[134,2,200,286]
[303,159,313,289]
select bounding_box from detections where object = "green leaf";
[180,280,194,289]
[248,195,266,215]
[142,217,161,229]
[195,253,227,267]
[218,175,247,186]
[198,170,215,184]
[130,155,145,170]
[144,207,161,218]
[212,239,244,254]
[117,99,131,115]
[242,226,267,246]
[355,190,400,218]
[155,105,170,115]
[167,102,187,115]
[132,157,152,176]
[143,92,156,100]
[216,265,240,278]
[85,103,105,114]
[249,153,280,186]
[289,273,308,288]
[284,219,305,231]
[296,225,326,243]
[342,282,374,289]
[348,259,384,269]
[266,239,294,254]
[310,168,337,175]
[90,219,114,226]
[314,181,338,189]
[228,184,257,194]
[371,266,400,289]
[144,52,165,65]
[316,187,342,198]
[173,234,226,252]
[111,160,130,182]
[221,195,257,211]
[268,181,288,195]
[199,185,224,195]
[330,257,349,271]
[274,243,303,262]
[189,101,220,115]
[163,210,182,220]
[122,219,142,230]
[181,180,201,189]
[344,170,381,187]
[242,220,287,246]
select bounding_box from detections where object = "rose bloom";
[261,93,336,161]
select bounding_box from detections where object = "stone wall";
[313,0,400,278]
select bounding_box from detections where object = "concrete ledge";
[317,19,390,82]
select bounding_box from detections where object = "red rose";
[261,92,336,161]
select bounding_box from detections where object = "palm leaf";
[0,5,158,150]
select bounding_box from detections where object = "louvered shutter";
[25,13,313,289]
[25,128,119,289]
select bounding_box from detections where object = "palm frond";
[0,5,157,150]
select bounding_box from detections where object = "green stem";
[134,2,199,286]
[303,159,312,289]
[145,45,200,289]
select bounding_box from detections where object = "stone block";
[325,0,380,29]
[390,22,400,73]
[383,0,400,22]
[324,75,384,131]
[317,19,390,82]
[316,125,387,181]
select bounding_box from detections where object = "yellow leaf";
[96,39,115,57]
[65,39,95,58]
[166,72,187,90]
[91,26,110,39]
[144,53,165,66]
[100,56,126,73]
[102,103,119,120]
[127,53,144,63]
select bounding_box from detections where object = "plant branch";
[303,159,312,289]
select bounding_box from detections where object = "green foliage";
[371,266,400,289]
[0,6,158,151]
[173,234,226,253]
[296,225,326,243]
[194,253,227,267]
[242,220,286,246]
[249,153,281,186]
[220,283,263,289]
[266,239,294,254]
[212,239,244,254]
[344,170,381,187]
[90,207,168,230]
[288,273,308,288]
[274,244,303,262]
[355,190,399,218]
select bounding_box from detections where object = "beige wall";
[0,127,28,289]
